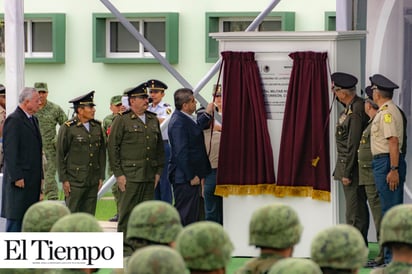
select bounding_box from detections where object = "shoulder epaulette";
[64,120,76,127]
[92,119,102,125]
[163,103,171,107]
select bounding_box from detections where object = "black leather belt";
[373,153,389,159]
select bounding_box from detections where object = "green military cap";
[311,224,368,270]
[110,95,122,105]
[369,74,399,92]
[50,212,103,232]
[380,204,412,246]
[176,221,233,271]
[126,245,188,274]
[249,203,303,249]
[22,201,71,232]
[34,82,48,92]
[124,82,148,98]
[126,200,183,244]
[69,91,96,107]
[147,79,168,93]
[331,72,358,89]
[268,258,322,274]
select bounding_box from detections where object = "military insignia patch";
[166,108,172,115]
[384,113,392,123]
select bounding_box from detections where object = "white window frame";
[218,16,283,32]
[25,19,53,58]
[105,18,166,59]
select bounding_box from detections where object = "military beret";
[364,85,373,99]
[34,82,48,92]
[369,74,399,92]
[331,72,358,89]
[110,95,122,105]
[124,82,149,98]
[147,79,168,92]
[0,84,5,95]
[69,91,96,107]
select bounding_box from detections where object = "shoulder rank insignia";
[65,120,76,127]
[384,113,392,123]
[166,108,172,115]
[119,109,131,116]
[163,103,171,107]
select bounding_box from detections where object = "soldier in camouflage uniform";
[268,258,322,274]
[103,95,126,222]
[34,82,68,200]
[235,203,303,274]
[56,91,106,215]
[126,245,187,274]
[310,224,368,274]
[370,204,412,274]
[175,221,233,273]
[107,83,164,257]
[112,200,183,273]
[22,200,70,232]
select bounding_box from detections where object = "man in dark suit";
[168,88,214,225]
[1,87,43,232]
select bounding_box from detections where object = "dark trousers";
[204,169,223,224]
[173,183,200,226]
[372,154,406,264]
[65,183,99,215]
[6,218,22,232]
[342,169,369,245]
[154,141,173,204]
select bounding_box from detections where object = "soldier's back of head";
[22,201,70,232]
[268,258,322,274]
[311,224,368,273]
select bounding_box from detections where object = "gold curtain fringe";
[274,186,330,202]
[215,184,276,197]
[215,184,330,202]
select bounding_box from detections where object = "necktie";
[29,116,36,128]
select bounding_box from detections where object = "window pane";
[223,21,252,32]
[110,21,140,52]
[144,21,165,52]
[32,22,52,52]
[259,21,282,31]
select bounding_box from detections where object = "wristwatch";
[390,166,399,171]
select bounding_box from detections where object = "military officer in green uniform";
[34,82,68,200]
[358,86,384,267]
[56,91,106,215]
[331,72,369,245]
[107,82,164,257]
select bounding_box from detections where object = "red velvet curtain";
[275,51,331,201]
[215,51,276,197]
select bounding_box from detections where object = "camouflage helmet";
[127,200,183,243]
[50,213,103,232]
[268,258,322,274]
[311,224,368,270]
[126,245,188,274]
[22,201,70,232]
[249,203,303,249]
[175,221,233,271]
[380,204,412,246]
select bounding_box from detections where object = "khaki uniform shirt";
[371,100,403,155]
[107,110,164,182]
[57,117,106,184]
[204,127,221,169]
